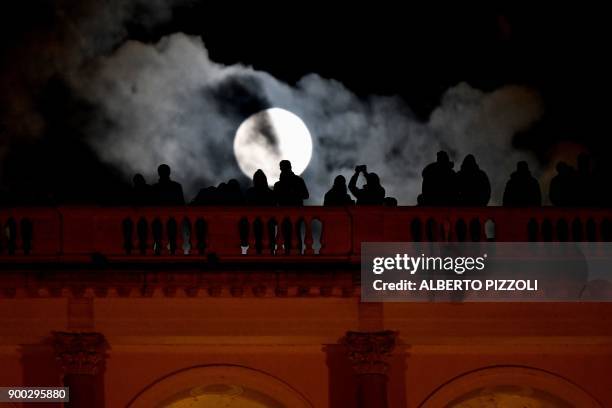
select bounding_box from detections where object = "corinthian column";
[343,330,397,408]
[52,331,107,408]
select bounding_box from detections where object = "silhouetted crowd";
[3,150,604,207]
[121,150,612,207]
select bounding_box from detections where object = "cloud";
[72,33,544,204]
[0,0,188,182]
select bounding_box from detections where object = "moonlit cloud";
[72,33,543,204]
[0,0,545,204]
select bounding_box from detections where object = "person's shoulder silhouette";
[420,151,457,206]
[273,160,309,206]
[549,161,577,206]
[225,179,244,205]
[593,158,612,206]
[152,164,185,205]
[131,173,152,205]
[246,169,276,206]
[191,185,217,205]
[457,154,490,206]
[575,153,595,206]
[503,161,541,206]
[383,196,398,207]
[348,165,386,205]
[324,175,354,206]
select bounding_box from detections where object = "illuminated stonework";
[163,384,283,408]
[449,386,571,408]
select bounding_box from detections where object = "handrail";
[0,206,610,262]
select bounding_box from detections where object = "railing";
[0,207,610,262]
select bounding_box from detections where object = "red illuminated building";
[1,206,611,407]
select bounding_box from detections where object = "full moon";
[233,108,313,185]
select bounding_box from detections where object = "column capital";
[343,330,397,375]
[52,331,108,375]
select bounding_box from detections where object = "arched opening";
[127,364,313,408]
[161,383,284,408]
[420,366,601,408]
[448,385,572,407]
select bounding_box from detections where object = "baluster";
[137,217,148,255]
[426,218,435,242]
[281,217,292,255]
[20,218,33,255]
[253,217,264,254]
[122,218,133,255]
[586,218,596,242]
[469,218,481,242]
[239,217,250,255]
[411,218,422,242]
[303,216,313,255]
[6,218,16,255]
[455,218,467,242]
[195,218,207,255]
[311,218,323,255]
[541,219,553,242]
[601,219,611,241]
[182,217,192,255]
[484,219,496,242]
[556,218,569,242]
[527,218,538,241]
[571,218,583,242]
[442,218,451,242]
[267,218,277,255]
[152,218,163,255]
[167,218,178,255]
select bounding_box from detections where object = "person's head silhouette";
[227,179,241,191]
[133,174,146,187]
[333,175,346,188]
[253,169,268,189]
[437,151,449,163]
[556,161,571,175]
[436,151,453,169]
[517,161,530,174]
[461,154,477,171]
[366,172,381,188]
[279,160,292,173]
[383,197,398,207]
[158,164,171,181]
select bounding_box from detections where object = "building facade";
[1,207,611,407]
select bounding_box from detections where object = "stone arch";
[127,364,313,408]
[419,365,602,407]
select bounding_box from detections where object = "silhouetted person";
[503,161,541,206]
[152,164,184,205]
[383,197,398,207]
[324,175,354,206]
[131,173,152,206]
[246,169,276,206]
[549,161,577,206]
[456,154,491,206]
[420,151,457,206]
[191,185,217,205]
[215,182,227,205]
[273,160,309,206]
[216,179,244,205]
[348,165,386,205]
[575,153,595,206]
[593,159,612,207]
[416,194,425,206]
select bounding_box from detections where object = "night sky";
[0,3,609,204]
